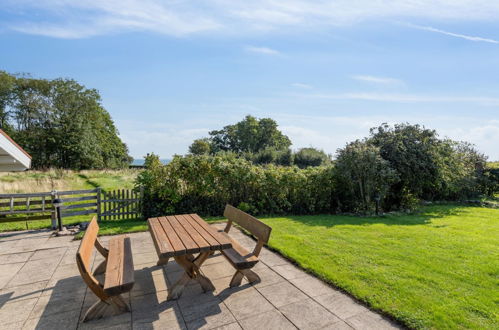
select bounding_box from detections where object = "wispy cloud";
[302,92,499,105]
[407,23,499,44]
[351,75,403,85]
[291,83,313,89]
[4,0,499,38]
[245,45,280,55]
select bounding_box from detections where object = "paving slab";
[314,293,370,320]
[345,311,400,330]
[184,303,237,330]
[257,281,308,308]
[222,287,275,320]
[289,274,339,298]
[0,252,32,265]
[239,309,296,330]
[279,298,342,330]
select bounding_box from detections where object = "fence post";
[51,191,57,230]
[139,186,144,218]
[53,195,63,231]
[96,187,102,222]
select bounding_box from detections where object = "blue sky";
[1,1,499,160]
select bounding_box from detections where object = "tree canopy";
[205,115,291,154]
[0,71,132,169]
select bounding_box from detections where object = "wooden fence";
[0,188,142,228]
[0,192,56,226]
[100,188,142,221]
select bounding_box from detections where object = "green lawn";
[262,205,499,329]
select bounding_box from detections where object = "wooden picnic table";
[148,214,232,300]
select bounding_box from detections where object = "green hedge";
[136,151,497,218]
[136,154,335,218]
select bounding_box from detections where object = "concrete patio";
[0,224,401,330]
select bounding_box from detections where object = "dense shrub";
[136,153,335,218]
[368,123,489,208]
[293,147,330,168]
[334,140,399,213]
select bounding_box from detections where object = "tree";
[294,147,330,168]
[368,123,444,205]
[1,72,132,169]
[0,71,15,131]
[208,115,291,154]
[334,140,399,213]
[189,139,211,155]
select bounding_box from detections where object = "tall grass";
[0,169,140,194]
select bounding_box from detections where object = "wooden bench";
[220,205,272,287]
[76,216,135,322]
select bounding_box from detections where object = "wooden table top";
[148,214,232,259]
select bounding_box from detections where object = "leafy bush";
[334,140,399,213]
[136,153,335,218]
[294,147,330,168]
[368,123,490,207]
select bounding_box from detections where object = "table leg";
[167,251,215,300]
[156,257,169,266]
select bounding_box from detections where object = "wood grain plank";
[188,214,232,249]
[183,214,221,249]
[158,216,187,255]
[223,204,272,243]
[104,236,122,292]
[104,236,135,295]
[175,214,211,252]
[219,232,259,270]
[148,218,175,258]
[166,216,200,254]
[77,216,99,269]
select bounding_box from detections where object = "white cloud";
[5,0,499,38]
[302,92,499,105]
[291,83,313,89]
[351,75,403,85]
[245,46,280,55]
[406,23,499,44]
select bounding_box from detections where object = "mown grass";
[261,205,499,329]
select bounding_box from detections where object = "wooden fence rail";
[100,188,142,221]
[0,188,142,228]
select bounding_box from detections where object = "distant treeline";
[0,71,131,169]
[138,122,499,216]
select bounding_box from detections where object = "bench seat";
[219,205,272,287]
[76,217,134,322]
[219,232,259,270]
[103,236,135,296]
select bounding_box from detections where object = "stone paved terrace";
[0,223,401,329]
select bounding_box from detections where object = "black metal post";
[53,198,63,231]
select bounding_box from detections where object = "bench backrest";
[77,216,99,273]
[223,205,272,256]
[76,217,109,300]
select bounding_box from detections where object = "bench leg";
[83,295,130,322]
[229,269,261,287]
[167,252,215,300]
